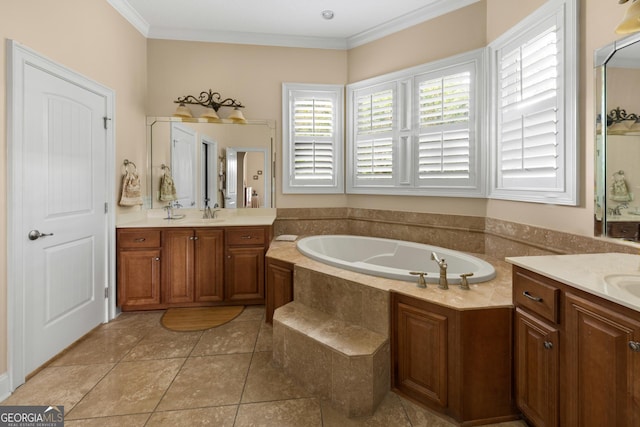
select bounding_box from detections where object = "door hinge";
[103,116,112,129]
[104,202,109,214]
[104,287,109,298]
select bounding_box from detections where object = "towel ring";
[123,159,138,173]
[161,164,171,173]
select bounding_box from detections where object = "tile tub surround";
[274,208,638,257]
[268,240,514,418]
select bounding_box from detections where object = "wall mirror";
[595,32,640,241]
[147,117,275,209]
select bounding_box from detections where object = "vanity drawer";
[117,229,161,248]
[226,227,266,246]
[606,222,639,239]
[513,267,560,324]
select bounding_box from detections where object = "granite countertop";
[266,239,514,311]
[507,253,640,313]
[117,208,276,228]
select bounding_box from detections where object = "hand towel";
[119,168,143,206]
[159,170,177,201]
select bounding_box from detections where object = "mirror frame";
[145,117,276,209]
[594,31,640,240]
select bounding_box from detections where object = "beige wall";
[146,40,349,209]
[0,0,147,374]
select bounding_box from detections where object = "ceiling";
[107,0,479,50]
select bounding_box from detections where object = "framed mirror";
[146,117,275,209]
[594,32,640,241]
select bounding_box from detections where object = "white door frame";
[5,40,116,393]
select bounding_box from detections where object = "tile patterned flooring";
[1,306,527,426]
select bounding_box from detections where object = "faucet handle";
[459,273,474,290]
[409,271,428,289]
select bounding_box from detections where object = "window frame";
[488,0,579,205]
[346,49,486,197]
[282,82,344,194]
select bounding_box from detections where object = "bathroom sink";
[164,214,186,220]
[604,274,640,299]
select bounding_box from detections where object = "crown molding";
[109,0,479,50]
[107,0,150,37]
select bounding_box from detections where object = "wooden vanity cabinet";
[265,257,294,323]
[391,292,516,425]
[512,266,640,427]
[224,227,270,303]
[116,229,162,310]
[163,228,224,305]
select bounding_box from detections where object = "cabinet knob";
[543,341,553,350]
[629,341,640,352]
[189,236,199,240]
[154,257,160,261]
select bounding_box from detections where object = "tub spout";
[431,252,448,290]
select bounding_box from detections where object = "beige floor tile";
[50,327,145,366]
[146,406,237,427]
[67,358,184,419]
[65,413,150,426]
[235,398,322,427]
[321,392,411,427]
[255,321,273,352]
[191,320,261,356]
[122,328,202,361]
[399,396,457,427]
[241,351,311,403]
[101,310,164,331]
[1,364,113,410]
[234,305,265,322]
[157,354,252,411]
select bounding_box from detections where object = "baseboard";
[0,372,12,402]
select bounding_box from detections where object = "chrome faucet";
[431,252,448,290]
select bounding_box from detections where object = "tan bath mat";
[161,306,244,332]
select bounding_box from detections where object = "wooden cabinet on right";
[225,227,269,303]
[513,266,640,427]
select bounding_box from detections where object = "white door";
[171,123,197,207]
[10,43,111,380]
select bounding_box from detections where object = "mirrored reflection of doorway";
[223,147,269,208]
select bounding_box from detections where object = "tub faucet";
[431,252,448,290]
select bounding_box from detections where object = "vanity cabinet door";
[194,229,224,302]
[117,248,161,309]
[225,246,265,302]
[565,293,640,427]
[514,308,559,427]
[265,257,294,323]
[163,229,196,304]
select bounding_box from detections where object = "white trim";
[108,0,479,50]
[0,373,10,402]
[6,40,116,392]
[106,0,150,37]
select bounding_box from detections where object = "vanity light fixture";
[173,102,193,118]
[174,89,247,122]
[607,106,639,132]
[616,0,640,34]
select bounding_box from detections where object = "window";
[347,49,484,196]
[489,0,578,205]
[282,83,344,193]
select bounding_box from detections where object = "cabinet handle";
[543,341,553,350]
[241,235,252,239]
[523,291,543,302]
[189,236,199,240]
[629,341,640,352]
[134,238,146,242]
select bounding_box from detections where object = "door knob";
[28,230,54,240]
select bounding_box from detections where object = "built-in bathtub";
[296,234,496,284]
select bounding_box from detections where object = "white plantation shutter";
[282,84,344,193]
[417,69,474,184]
[347,49,484,196]
[490,0,578,205]
[355,88,394,182]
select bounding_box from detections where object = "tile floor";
[1,306,527,426]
